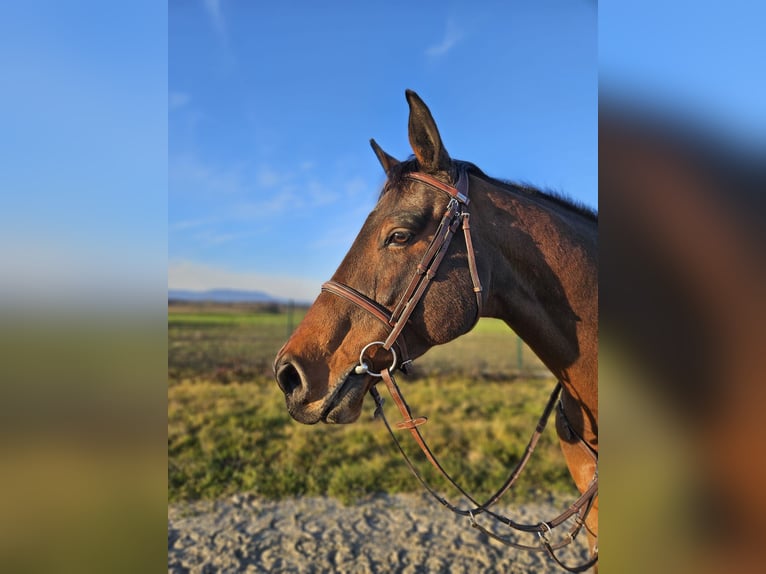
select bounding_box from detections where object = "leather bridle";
[320,167,598,572]
[322,166,482,377]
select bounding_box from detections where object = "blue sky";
[169,1,598,301]
[3,2,760,307]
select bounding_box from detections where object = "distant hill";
[168,288,279,303]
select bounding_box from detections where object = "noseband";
[321,166,483,375]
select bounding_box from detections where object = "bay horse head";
[275,90,596,434]
[274,90,485,425]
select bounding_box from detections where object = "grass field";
[168,303,575,504]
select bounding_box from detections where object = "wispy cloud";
[168,260,321,301]
[203,0,226,40]
[191,230,239,246]
[245,175,343,213]
[169,154,363,249]
[255,165,289,188]
[306,180,340,206]
[426,18,464,57]
[241,164,314,214]
[170,155,248,196]
[169,91,190,111]
[170,216,266,249]
[170,218,215,232]
[344,176,368,197]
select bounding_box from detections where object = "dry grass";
[168,304,574,504]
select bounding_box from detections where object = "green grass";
[412,318,546,380]
[168,304,573,504]
[168,376,573,505]
[168,306,307,384]
[169,312,305,326]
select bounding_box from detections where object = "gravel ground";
[168,492,592,573]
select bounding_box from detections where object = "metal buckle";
[354,341,397,378]
[537,522,553,545]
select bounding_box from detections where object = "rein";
[321,168,598,572]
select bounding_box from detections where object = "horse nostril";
[276,361,303,397]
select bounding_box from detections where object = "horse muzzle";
[275,355,370,424]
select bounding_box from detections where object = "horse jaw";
[319,371,370,424]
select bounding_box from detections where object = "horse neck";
[470,176,598,408]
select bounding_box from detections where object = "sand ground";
[168,492,592,573]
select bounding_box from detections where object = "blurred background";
[2,1,764,572]
[600,2,765,572]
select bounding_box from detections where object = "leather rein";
[321,168,598,572]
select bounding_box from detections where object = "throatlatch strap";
[461,213,483,316]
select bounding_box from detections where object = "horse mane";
[385,158,598,223]
[460,160,598,222]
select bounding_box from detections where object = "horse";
[274,90,598,568]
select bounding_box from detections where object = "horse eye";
[387,230,413,246]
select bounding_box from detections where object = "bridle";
[320,167,598,572]
[322,166,482,377]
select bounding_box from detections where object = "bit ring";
[356,341,397,378]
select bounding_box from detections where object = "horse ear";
[369,138,400,175]
[405,89,451,173]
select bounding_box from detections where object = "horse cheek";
[422,286,474,345]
